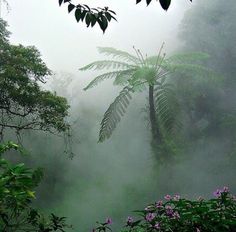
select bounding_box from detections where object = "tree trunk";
[149,85,162,144]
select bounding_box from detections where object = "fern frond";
[162,63,216,78]
[154,82,181,135]
[98,47,140,65]
[166,52,210,64]
[80,60,135,71]
[113,69,137,86]
[84,70,132,90]
[99,86,133,142]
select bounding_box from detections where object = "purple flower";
[164,194,172,200]
[213,189,222,197]
[173,211,180,219]
[126,216,134,225]
[155,200,163,208]
[145,213,156,222]
[154,222,161,229]
[173,194,180,201]
[165,205,174,217]
[223,186,229,193]
[105,217,112,225]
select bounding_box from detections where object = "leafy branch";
[58,0,116,33]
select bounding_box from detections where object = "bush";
[92,188,236,232]
[0,142,71,232]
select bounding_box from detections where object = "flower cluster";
[92,187,236,232]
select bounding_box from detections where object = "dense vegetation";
[0,0,236,231]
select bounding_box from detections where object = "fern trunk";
[149,85,162,144]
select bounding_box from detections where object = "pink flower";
[173,194,180,201]
[164,194,172,200]
[155,201,163,208]
[213,189,222,197]
[173,211,180,219]
[196,228,201,232]
[223,186,229,193]
[165,205,174,217]
[145,213,156,222]
[154,222,160,229]
[126,216,134,225]
[106,217,112,225]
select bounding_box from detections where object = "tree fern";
[98,47,140,65]
[99,86,133,142]
[79,60,136,71]
[83,69,137,90]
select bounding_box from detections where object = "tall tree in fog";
[0,19,70,141]
[178,0,236,153]
[80,45,212,162]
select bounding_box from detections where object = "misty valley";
[0,0,236,231]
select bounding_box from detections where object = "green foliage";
[58,0,116,33]
[0,19,70,138]
[99,87,133,142]
[92,188,236,232]
[80,46,213,143]
[58,0,192,32]
[0,142,71,231]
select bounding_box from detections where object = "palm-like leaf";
[79,60,135,71]
[154,81,181,134]
[99,86,133,142]
[97,47,140,64]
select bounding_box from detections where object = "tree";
[0,141,72,231]
[58,0,192,33]
[178,0,236,152]
[80,45,212,161]
[0,19,70,140]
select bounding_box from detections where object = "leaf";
[146,0,152,6]
[75,8,82,22]
[58,0,63,6]
[68,3,75,13]
[80,60,134,71]
[85,13,92,27]
[99,87,133,142]
[98,15,108,33]
[97,47,140,64]
[159,0,171,10]
[105,12,112,22]
[83,70,134,90]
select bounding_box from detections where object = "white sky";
[2,0,191,74]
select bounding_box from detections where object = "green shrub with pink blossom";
[92,188,236,232]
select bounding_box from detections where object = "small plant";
[0,142,72,231]
[92,188,236,232]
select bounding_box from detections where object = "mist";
[1,0,236,231]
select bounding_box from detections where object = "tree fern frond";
[97,47,140,64]
[162,63,217,79]
[166,52,210,64]
[145,55,167,67]
[99,86,133,142]
[154,82,181,135]
[83,70,133,90]
[80,60,135,71]
[113,69,137,86]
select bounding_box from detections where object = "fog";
[1,0,236,231]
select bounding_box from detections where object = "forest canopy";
[0,19,70,140]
